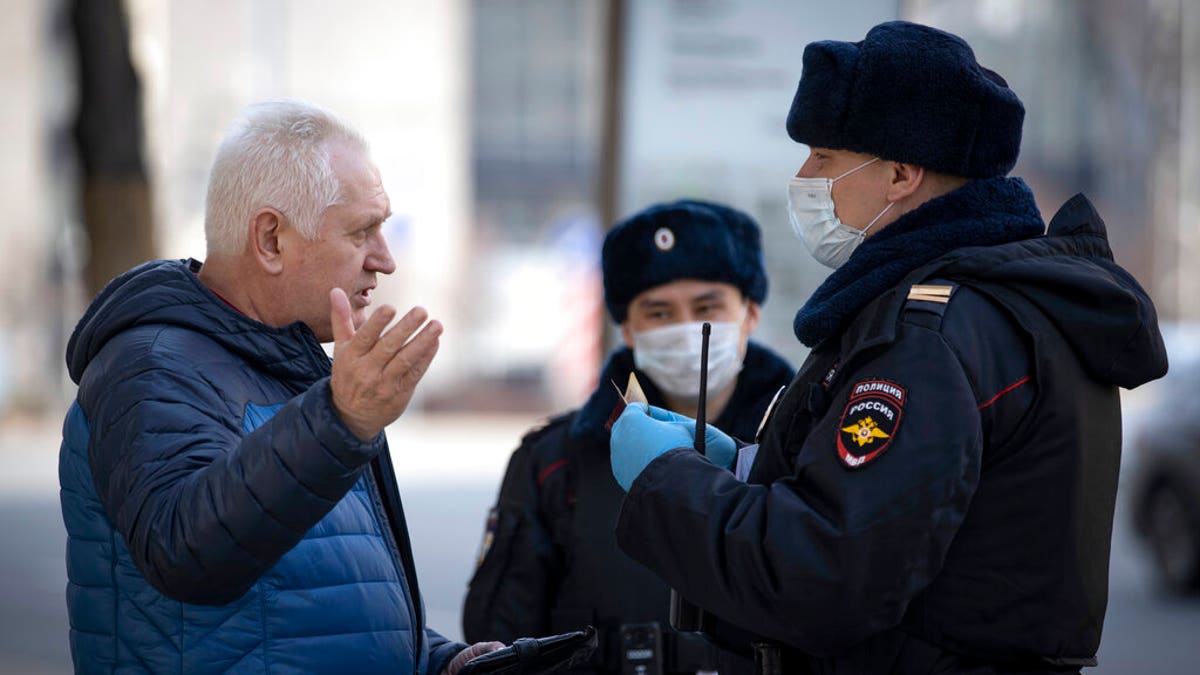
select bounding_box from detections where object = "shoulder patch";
[474,507,498,569]
[836,379,906,468]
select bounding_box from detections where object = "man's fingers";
[381,319,442,386]
[646,404,691,424]
[346,303,398,356]
[361,306,430,367]
[329,288,356,345]
[379,306,430,349]
[446,641,507,675]
[465,641,505,659]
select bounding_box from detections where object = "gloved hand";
[610,403,738,491]
[643,405,737,470]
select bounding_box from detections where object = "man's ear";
[743,301,763,334]
[250,208,287,275]
[886,162,926,202]
[620,320,636,350]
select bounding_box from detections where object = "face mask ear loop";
[832,157,880,183]
[861,201,897,238]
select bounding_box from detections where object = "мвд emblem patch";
[836,379,906,468]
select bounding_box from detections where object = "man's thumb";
[329,288,354,344]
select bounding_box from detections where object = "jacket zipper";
[364,464,423,675]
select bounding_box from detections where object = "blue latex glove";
[643,405,737,470]
[610,403,738,491]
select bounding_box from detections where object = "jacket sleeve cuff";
[428,639,468,675]
[627,447,694,497]
[302,376,386,468]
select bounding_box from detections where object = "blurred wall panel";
[127,0,471,398]
[908,0,1200,322]
[0,1,75,416]
[615,0,901,360]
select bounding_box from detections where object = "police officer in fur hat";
[463,200,794,674]
[608,21,1168,674]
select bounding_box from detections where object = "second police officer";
[464,200,795,674]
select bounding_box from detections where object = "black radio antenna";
[695,322,710,454]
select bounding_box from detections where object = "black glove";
[458,626,598,675]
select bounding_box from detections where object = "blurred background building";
[3,0,1198,421]
[1,0,1198,672]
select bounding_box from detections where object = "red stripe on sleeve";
[538,458,569,487]
[978,376,1031,410]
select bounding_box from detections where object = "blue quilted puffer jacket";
[59,259,464,674]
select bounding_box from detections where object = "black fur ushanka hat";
[602,199,767,323]
[786,21,1024,179]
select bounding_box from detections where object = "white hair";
[204,99,369,256]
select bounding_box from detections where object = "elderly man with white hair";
[59,100,501,674]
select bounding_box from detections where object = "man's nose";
[366,231,397,274]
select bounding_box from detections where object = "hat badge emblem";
[654,227,675,251]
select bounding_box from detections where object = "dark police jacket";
[612,189,1169,674]
[463,344,794,673]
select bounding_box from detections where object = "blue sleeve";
[84,341,383,605]
[614,320,982,656]
[425,627,466,675]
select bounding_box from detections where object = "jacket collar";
[67,258,329,385]
[793,176,1046,347]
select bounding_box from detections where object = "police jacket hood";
[930,193,1167,389]
[67,257,323,385]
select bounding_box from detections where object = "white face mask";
[787,157,896,269]
[633,320,744,403]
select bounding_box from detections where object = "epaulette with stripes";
[902,282,958,330]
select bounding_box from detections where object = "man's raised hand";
[328,287,442,441]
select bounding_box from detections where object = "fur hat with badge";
[786,20,1025,178]
[602,199,768,323]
